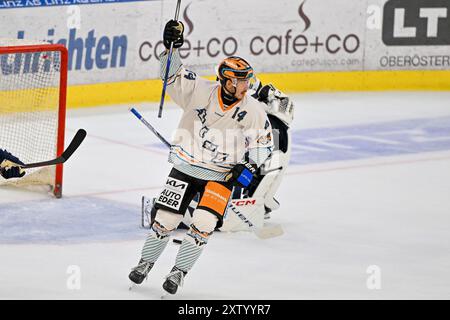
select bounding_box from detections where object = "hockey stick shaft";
[10,129,87,169]
[130,108,171,148]
[158,0,182,118]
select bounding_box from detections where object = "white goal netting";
[0,39,66,196]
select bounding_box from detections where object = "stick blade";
[61,129,87,162]
[254,223,284,240]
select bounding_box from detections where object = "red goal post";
[0,41,68,198]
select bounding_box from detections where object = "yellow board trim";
[2,70,449,110]
[256,70,450,93]
[67,70,450,109]
[0,87,59,114]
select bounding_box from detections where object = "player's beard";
[235,89,247,100]
[227,86,246,100]
[222,83,246,102]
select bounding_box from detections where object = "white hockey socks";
[174,226,209,272]
[173,209,217,274]
[141,221,171,263]
[141,210,182,263]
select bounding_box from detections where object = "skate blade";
[160,291,171,299]
[129,283,137,291]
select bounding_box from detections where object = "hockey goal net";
[0,39,68,198]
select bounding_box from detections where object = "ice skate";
[162,266,186,295]
[128,259,154,285]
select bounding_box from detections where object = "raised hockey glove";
[0,151,25,179]
[225,160,258,188]
[163,20,185,49]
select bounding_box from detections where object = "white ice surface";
[1,91,450,299]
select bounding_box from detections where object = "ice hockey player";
[128,19,274,295]
[0,149,26,180]
[141,79,294,232]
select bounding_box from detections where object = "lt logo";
[382,0,450,45]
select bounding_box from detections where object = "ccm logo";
[382,0,450,45]
[233,199,256,206]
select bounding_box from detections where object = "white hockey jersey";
[165,63,273,181]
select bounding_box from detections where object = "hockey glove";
[163,20,185,50]
[256,84,276,103]
[225,160,258,188]
[0,151,25,179]
[257,83,291,104]
[256,84,294,125]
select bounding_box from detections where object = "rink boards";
[1,0,450,108]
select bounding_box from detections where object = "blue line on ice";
[292,116,450,165]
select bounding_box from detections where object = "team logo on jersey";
[196,108,207,124]
[199,126,209,138]
[202,140,218,153]
[155,177,188,211]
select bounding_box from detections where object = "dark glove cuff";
[257,84,273,103]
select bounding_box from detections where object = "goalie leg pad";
[254,131,292,212]
[220,198,265,232]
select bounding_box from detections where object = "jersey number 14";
[232,107,247,122]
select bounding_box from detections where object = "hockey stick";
[0,129,87,170]
[129,108,284,239]
[130,108,171,148]
[158,0,182,118]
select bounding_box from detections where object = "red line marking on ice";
[67,154,450,198]
[67,128,168,156]
[67,185,162,198]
